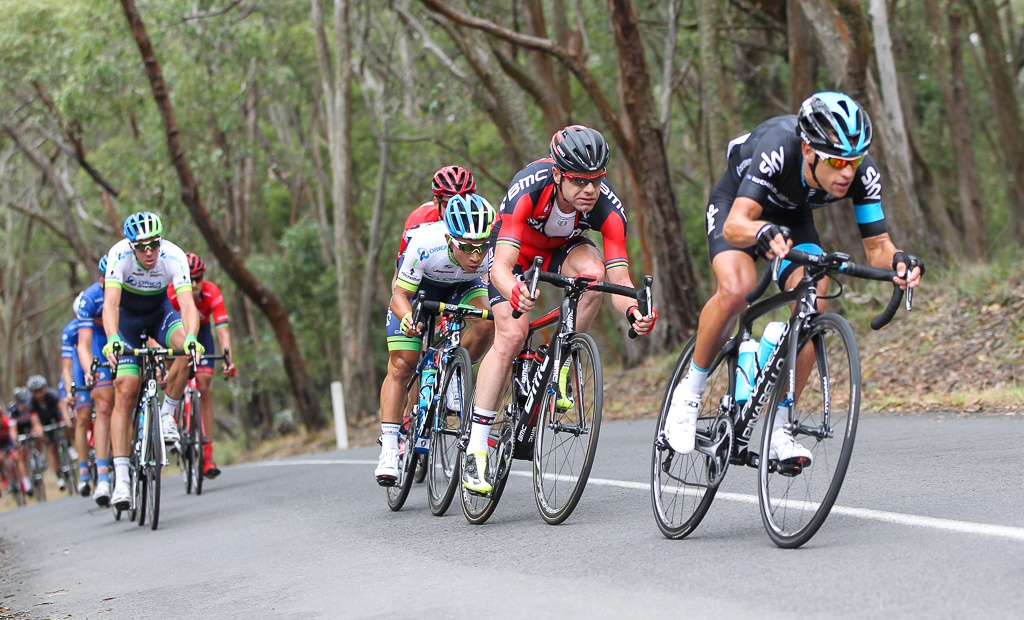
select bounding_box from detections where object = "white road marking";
[236,459,1024,542]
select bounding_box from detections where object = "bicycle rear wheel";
[427,347,472,516]
[651,335,732,539]
[178,402,193,494]
[758,313,860,548]
[147,396,163,530]
[32,454,46,503]
[533,333,602,525]
[460,380,513,525]
[385,406,417,511]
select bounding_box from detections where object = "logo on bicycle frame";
[737,324,789,445]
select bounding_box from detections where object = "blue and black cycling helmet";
[549,125,610,173]
[123,211,164,242]
[97,255,108,275]
[797,92,873,158]
[444,194,495,241]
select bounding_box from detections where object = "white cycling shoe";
[93,480,111,507]
[111,480,131,510]
[769,427,813,465]
[375,449,400,487]
[160,414,180,444]
[663,388,701,454]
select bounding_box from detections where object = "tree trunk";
[119,0,326,431]
[963,0,1024,240]
[312,0,374,420]
[925,0,986,257]
[867,0,934,255]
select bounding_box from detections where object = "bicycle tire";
[33,452,46,503]
[178,402,193,494]
[385,403,417,512]
[147,395,162,530]
[757,313,860,548]
[193,396,203,496]
[460,381,513,525]
[5,460,25,507]
[427,347,472,516]
[533,332,602,525]
[60,438,76,496]
[651,335,732,539]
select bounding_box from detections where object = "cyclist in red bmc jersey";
[167,252,237,479]
[461,125,658,493]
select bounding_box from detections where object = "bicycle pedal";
[774,457,809,477]
[375,475,397,488]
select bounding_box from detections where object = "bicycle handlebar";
[512,256,654,339]
[746,249,908,330]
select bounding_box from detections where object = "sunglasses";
[132,238,162,252]
[562,170,607,188]
[814,151,865,170]
[452,239,487,254]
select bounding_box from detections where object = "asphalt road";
[1,412,1022,619]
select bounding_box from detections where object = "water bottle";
[757,322,786,370]
[734,339,759,404]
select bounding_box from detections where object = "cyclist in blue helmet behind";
[375,193,496,486]
[664,92,924,466]
[100,211,204,511]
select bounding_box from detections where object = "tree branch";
[416,0,632,157]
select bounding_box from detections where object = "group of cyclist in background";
[3,212,237,513]
[376,91,922,503]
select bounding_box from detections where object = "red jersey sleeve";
[205,281,230,326]
[167,285,181,311]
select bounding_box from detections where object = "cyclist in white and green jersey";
[100,211,205,510]
[376,194,496,485]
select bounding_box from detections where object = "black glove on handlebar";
[892,251,925,278]
[755,224,787,256]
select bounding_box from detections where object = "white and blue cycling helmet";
[797,92,873,158]
[123,211,163,242]
[443,194,495,241]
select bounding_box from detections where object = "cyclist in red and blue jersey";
[664,92,924,466]
[461,125,658,493]
[74,256,113,499]
[101,211,204,510]
[167,252,237,479]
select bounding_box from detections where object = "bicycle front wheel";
[192,397,204,496]
[533,332,602,525]
[428,347,472,516]
[651,335,732,539]
[147,396,163,530]
[758,313,860,548]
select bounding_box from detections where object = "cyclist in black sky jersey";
[664,92,924,467]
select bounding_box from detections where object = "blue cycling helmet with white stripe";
[797,92,873,158]
[97,255,107,275]
[443,194,495,241]
[123,211,164,241]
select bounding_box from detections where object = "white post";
[331,380,349,450]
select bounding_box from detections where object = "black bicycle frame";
[725,268,822,458]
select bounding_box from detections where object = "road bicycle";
[1,447,27,507]
[16,433,48,503]
[176,351,231,496]
[385,293,491,516]
[41,421,77,496]
[460,257,652,525]
[111,339,198,530]
[652,248,916,548]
